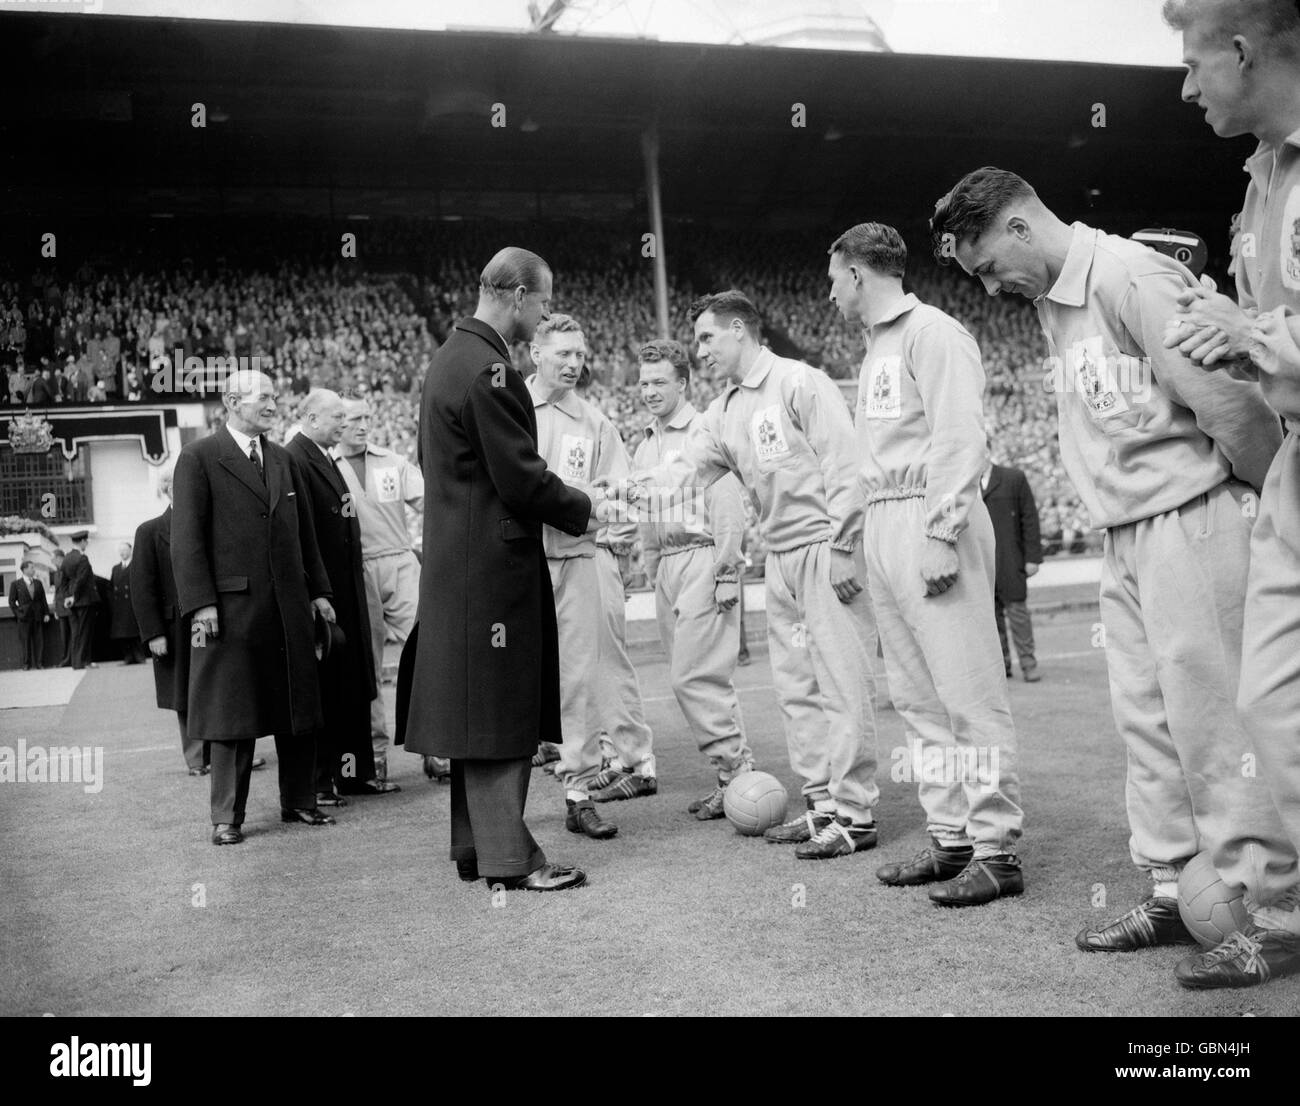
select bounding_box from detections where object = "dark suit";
[8,576,49,668]
[132,506,204,771]
[171,425,332,826]
[286,432,378,792]
[61,546,97,669]
[982,463,1043,675]
[401,317,591,878]
[27,375,55,405]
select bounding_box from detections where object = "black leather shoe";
[457,859,480,882]
[280,807,336,826]
[490,863,587,892]
[211,823,243,846]
[339,779,401,795]
[1175,925,1300,989]
[315,791,349,807]
[565,799,617,839]
[877,837,973,886]
[1075,896,1196,952]
[929,855,1024,906]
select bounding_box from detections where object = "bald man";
[172,370,337,845]
[288,390,395,803]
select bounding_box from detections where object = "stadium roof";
[2,11,1255,234]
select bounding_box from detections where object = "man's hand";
[1025,561,1040,578]
[42,614,50,623]
[920,537,959,597]
[714,577,740,613]
[312,597,336,623]
[63,597,73,609]
[193,605,219,639]
[148,635,168,657]
[1163,288,1255,366]
[829,548,863,604]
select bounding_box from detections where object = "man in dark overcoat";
[110,542,145,664]
[61,531,98,669]
[286,388,396,801]
[403,246,611,892]
[980,454,1043,682]
[51,548,71,666]
[132,466,207,775]
[171,369,337,846]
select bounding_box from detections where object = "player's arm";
[625,401,733,500]
[705,473,747,578]
[911,320,987,545]
[402,455,425,513]
[1124,273,1282,492]
[594,415,639,548]
[789,367,863,554]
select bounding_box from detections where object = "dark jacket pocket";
[215,575,250,593]
[499,517,540,541]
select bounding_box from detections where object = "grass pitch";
[1,607,1296,1016]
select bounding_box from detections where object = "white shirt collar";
[227,424,262,456]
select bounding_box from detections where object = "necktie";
[249,440,265,484]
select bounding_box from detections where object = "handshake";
[588,476,643,525]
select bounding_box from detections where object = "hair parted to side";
[930,167,1038,263]
[689,290,762,339]
[533,313,583,343]
[828,222,908,278]
[20,559,33,572]
[1163,0,1300,57]
[639,338,691,386]
[480,247,551,299]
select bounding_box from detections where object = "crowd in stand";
[1,217,1099,553]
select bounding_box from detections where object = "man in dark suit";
[172,369,337,846]
[286,388,397,803]
[50,548,71,666]
[402,246,616,892]
[981,452,1043,682]
[61,531,98,670]
[8,560,50,669]
[26,367,55,405]
[110,542,145,664]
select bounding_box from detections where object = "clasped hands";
[1162,284,1256,369]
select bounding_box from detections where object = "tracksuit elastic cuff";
[925,525,960,544]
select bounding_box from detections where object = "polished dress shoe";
[565,799,617,839]
[877,837,973,886]
[490,863,587,892]
[422,756,451,781]
[280,807,336,826]
[1075,896,1196,952]
[339,779,401,795]
[928,855,1024,906]
[211,823,243,846]
[1175,925,1300,989]
[315,791,349,807]
[457,859,480,882]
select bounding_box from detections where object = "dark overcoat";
[981,463,1043,603]
[285,432,377,701]
[130,506,189,712]
[62,547,97,607]
[109,561,139,639]
[170,424,332,742]
[402,317,591,760]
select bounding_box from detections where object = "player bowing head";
[929,168,1062,300]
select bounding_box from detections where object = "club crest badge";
[751,405,790,461]
[559,433,593,481]
[862,356,902,420]
[1071,336,1129,421]
[376,467,400,502]
[1282,185,1300,292]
